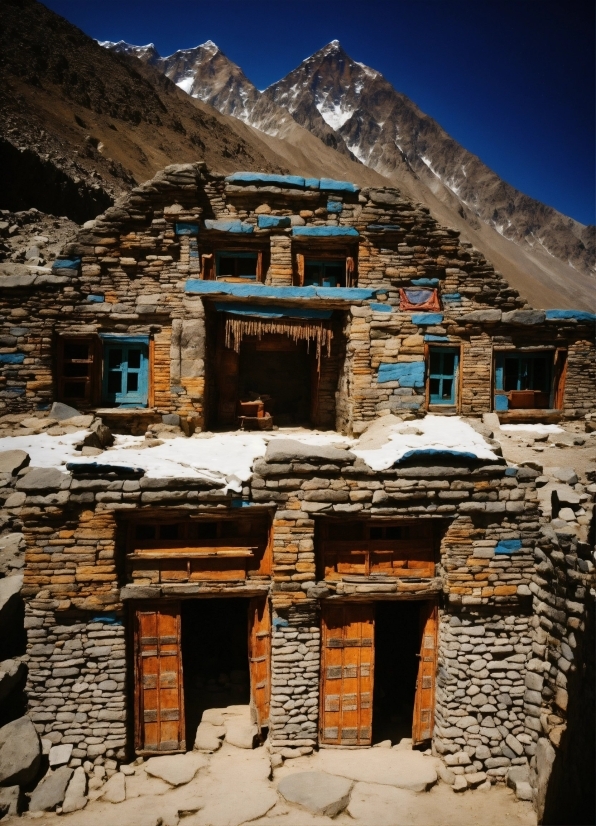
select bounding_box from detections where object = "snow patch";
[316,101,354,131]
[499,424,564,434]
[176,76,195,94]
[353,415,498,471]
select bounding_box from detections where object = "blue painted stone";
[370,303,392,313]
[366,224,401,232]
[225,172,306,188]
[257,215,291,229]
[175,222,199,235]
[495,539,522,554]
[545,309,596,323]
[52,258,80,270]
[326,201,343,213]
[86,294,104,303]
[378,361,425,387]
[304,178,320,189]
[505,468,518,476]
[411,313,444,325]
[273,617,289,627]
[292,226,359,238]
[319,178,359,193]
[204,219,254,233]
[424,335,449,342]
[213,301,332,320]
[411,278,440,287]
[442,293,462,302]
[185,281,380,301]
[3,387,25,395]
[396,449,479,464]
[90,614,122,625]
[231,499,256,508]
[0,353,25,364]
[495,395,509,411]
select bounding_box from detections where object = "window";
[216,251,259,280]
[101,336,149,408]
[428,347,459,405]
[494,351,555,410]
[304,258,346,288]
[57,337,96,405]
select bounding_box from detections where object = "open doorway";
[181,599,250,748]
[372,601,421,745]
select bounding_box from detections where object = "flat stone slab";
[0,714,41,786]
[265,439,355,465]
[0,450,29,475]
[278,771,353,816]
[194,721,223,752]
[225,720,257,749]
[311,747,438,792]
[29,766,73,811]
[144,752,208,786]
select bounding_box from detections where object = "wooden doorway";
[320,600,437,748]
[133,596,271,754]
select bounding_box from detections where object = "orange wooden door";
[320,603,374,746]
[248,596,271,729]
[134,603,186,753]
[412,601,438,745]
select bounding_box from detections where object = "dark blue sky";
[44,0,595,225]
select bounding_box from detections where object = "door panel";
[320,603,374,746]
[248,596,270,729]
[135,603,185,753]
[412,602,438,745]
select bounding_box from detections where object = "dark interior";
[181,599,250,748]
[372,601,421,745]
[239,336,312,426]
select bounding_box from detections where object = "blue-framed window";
[100,336,149,408]
[428,347,459,405]
[304,259,346,288]
[216,251,258,280]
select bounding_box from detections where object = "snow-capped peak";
[200,40,219,54]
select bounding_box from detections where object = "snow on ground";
[0,431,89,468]
[499,424,564,434]
[0,429,354,493]
[353,415,498,471]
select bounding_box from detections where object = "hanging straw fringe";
[224,315,333,362]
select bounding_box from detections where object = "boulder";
[278,771,353,817]
[49,402,81,421]
[49,743,73,768]
[461,309,502,323]
[194,721,223,752]
[502,309,546,325]
[16,467,70,491]
[201,708,225,726]
[0,575,23,625]
[225,719,258,749]
[551,467,579,486]
[0,659,26,704]
[101,770,126,803]
[144,752,207,786]
[28,766,73,811]
[0,785,20,818]
[0,451,29,476]
[0,533,25,576]
[0,715,41,786]
[265,439,354,465]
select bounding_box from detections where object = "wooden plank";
[249,595,270,730]
[135,602,185,753]
[320,603,374,746]
[412,602,437,745]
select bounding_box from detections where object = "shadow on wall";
[542,598,595,826]
[0,138,113,223]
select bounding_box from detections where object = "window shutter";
[296,253,305,286]
[201,253,213,280]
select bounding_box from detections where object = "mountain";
[105,38,594,309]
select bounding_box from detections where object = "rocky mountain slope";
[105,38,594,310]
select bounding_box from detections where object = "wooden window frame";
[56,335,101,408]
[317,519,436,580]
[293,245,358,287]
[100,335,149,408]
[493,348,558,411]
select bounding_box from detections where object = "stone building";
[0,164,594,809]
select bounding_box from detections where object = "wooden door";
[320,603,374,746]
[216,342,240,426]
[248,596,270,729]
[412,601,438,745]
[134,603,185,753]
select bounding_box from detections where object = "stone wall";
[1,163,594,427]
